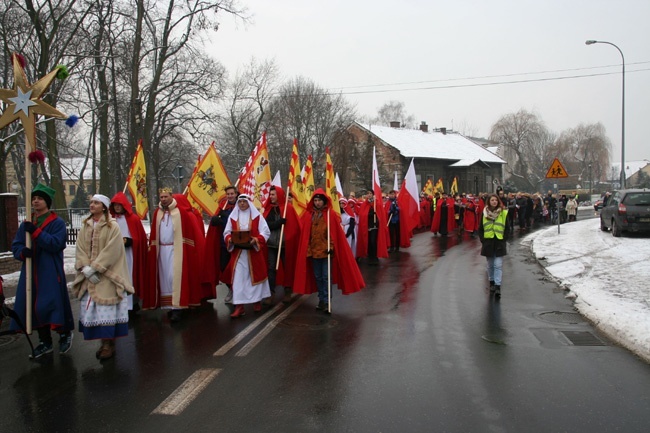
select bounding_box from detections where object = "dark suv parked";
[600,189,650,237]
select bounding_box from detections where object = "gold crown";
[158,187,173,194]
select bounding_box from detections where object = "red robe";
[463,198,479,232]
[262,188,300,288]
[221,217,268,285]
[175,194,212,301]
[356,199,389,258]
[142,198,203,309]
[430,197,456,234]
[110,192,147,298]
[294,189,365,296]
[204,198,236,289]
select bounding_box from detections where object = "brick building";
[332,121,505,196]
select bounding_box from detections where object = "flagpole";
[327,205,331,314]
[275,187,290,270]
[24,138,33,334]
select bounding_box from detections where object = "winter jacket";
[478,209,508,257]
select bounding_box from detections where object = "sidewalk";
[522,217,650,363]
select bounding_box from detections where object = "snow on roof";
[611,160,650,179]
[486,146,500,155]
[449,159,480,167]
[356,123,505,165]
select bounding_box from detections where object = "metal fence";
[17,208,89,229]
[17,208,88,245]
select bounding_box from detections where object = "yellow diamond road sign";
[545,158,569,179]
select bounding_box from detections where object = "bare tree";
[0,0,93,206]
[372,100,415,129]
[489,109,551,191]
[216,57,279,177]
[550,123,611,185]
[265,76,356,185]
[135,0,246,208]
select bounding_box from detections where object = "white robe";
[115,214,134,310]
[158,211,175,309]
[340,212,358,257]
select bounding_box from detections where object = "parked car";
[593,199,604,211]
[600,189,650,237]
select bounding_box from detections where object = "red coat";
[356,199,389,258]
[463,198,479,232]
[110,192,147,298]
[262,187,300,288]
[430,197,456,234]
[143,198,203,309]
[204,198,236,290]
[294,189,365,296]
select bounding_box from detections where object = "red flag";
[237,132,272,209]
[397,159,420,248]
[372,147,389,256]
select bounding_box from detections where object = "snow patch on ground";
[529,219,650,363]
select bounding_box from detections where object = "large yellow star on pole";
[0,53,67,150]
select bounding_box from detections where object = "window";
[69,184,76,196]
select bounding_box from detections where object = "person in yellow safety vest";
[478,194,509,299]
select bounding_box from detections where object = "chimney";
[440,127,447,135]
[419,121,428,133]
[389,121,400,128]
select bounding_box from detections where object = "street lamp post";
[585,39,625,189]
[589,164,592,197]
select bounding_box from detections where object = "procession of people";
[11,169,587,363]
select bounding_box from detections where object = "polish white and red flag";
[397,158,420,248]
[237,132,272,209]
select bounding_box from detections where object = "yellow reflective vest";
[482,210,508,240]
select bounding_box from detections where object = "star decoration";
[0,53,68,149]
[9,88,38,115]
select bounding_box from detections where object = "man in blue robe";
[11,183,74,359]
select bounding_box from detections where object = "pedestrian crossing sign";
[545,158,569,178]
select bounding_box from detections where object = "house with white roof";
[332,121,505,195]
[610,160,650,188]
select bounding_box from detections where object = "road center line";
[235,294,308,357]
[213,302,284,356]
[151,368,221,416]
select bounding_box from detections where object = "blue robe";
[11,213,74,333]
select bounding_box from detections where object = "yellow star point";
[0,54,67,149]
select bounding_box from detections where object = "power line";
[326,68,650,96]
[329,61,650,91]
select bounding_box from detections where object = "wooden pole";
[327,207,331,314]
[24,138,33,335]
[275,187,290,270]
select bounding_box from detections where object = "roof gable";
[354,122,505,165]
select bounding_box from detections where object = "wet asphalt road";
[2,208,649,432]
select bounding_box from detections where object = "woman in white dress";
[223,194,271,318]
[72,194,133,360]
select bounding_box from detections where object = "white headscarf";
[228,194,263,228]
[92,194,111,210]
[224,194,270,243]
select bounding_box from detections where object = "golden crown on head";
[158,187,173,194]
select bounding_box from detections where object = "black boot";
[489,281,495,292]
[494,285,501,298]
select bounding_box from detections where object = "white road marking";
[213,302,284,356]
[151,368,221,416]
[235,294,308,357]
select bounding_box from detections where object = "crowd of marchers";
[9,182,580,362]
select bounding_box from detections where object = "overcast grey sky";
[209,0,650,162]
